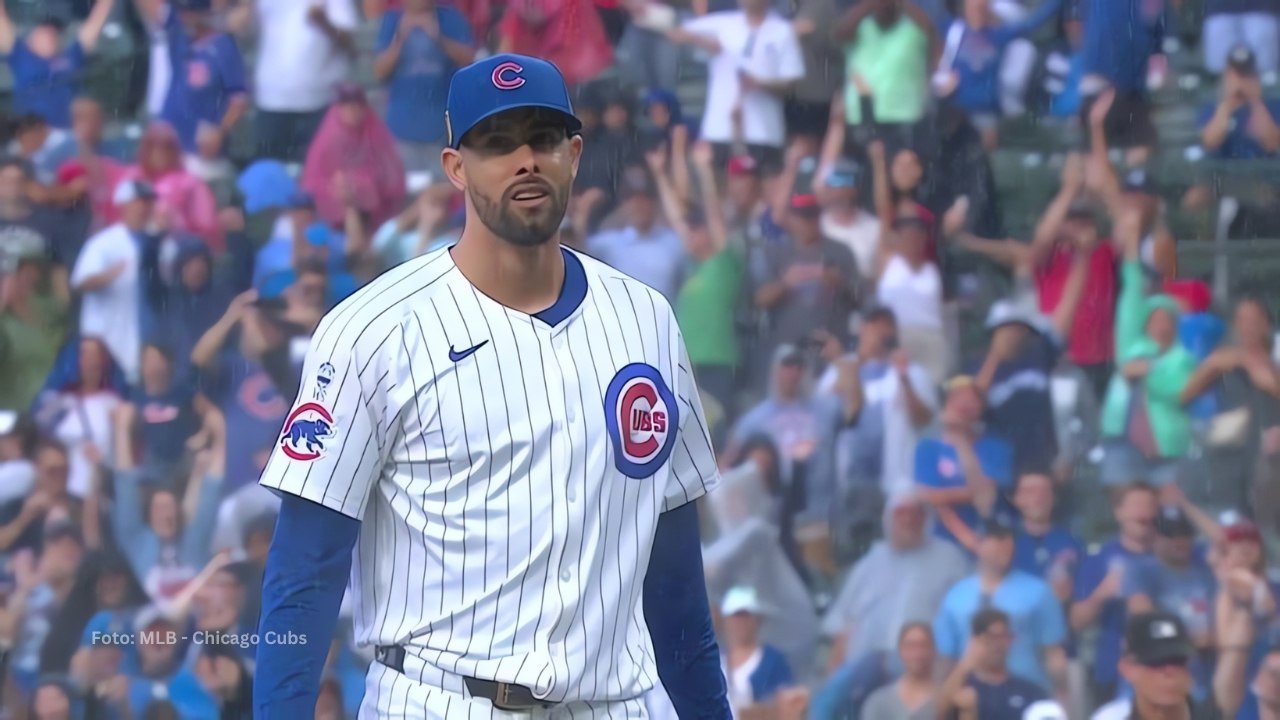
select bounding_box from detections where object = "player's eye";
[467,127,566,155]
[527,127,568,151]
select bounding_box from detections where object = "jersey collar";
[532,246,587,327]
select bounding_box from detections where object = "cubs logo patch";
[187,60,210,88]
[603,363,679,478]
[491,61,526,90]
[280,402,336,462]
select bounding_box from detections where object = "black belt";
[374,645,552,712]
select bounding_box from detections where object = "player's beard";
[468,179,568,247]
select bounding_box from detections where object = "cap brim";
[450,106,582,149]
[1135,642,1193,666]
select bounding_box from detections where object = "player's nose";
[508,142,542,175]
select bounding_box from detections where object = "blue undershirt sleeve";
[253,493,360,719]
[643,501,730,718]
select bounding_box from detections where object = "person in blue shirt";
[126,344,200,482]
[191,642,254,719]
[143,0,250,155]
[118,609,219,720]
[915,375,1015,550]
[1010,472,1082,600]
[937,607,1056,720]
[0,0,114,129]
[374,0,476,175]
[933,518,1069,693]
[934,0,1064,147]
[1122,504,1217,702]
[106,400,225,602]
[1199,46,1280,161]
[251,192,351,289]
[1071,481,1157,703]
[718,586,795,712]
[1230,614,1280,719]
[1038,5,1086,119]
[1077,0,1164,156]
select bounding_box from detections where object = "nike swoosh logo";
[448,340,489,363]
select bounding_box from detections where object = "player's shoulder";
[312,248,455,351]
[571,247,677,322]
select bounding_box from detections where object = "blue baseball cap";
[445,54,581,150]
[826,158,859,189]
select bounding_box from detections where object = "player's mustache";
[503,178,556,202]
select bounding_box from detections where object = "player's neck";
[451,234,565,315]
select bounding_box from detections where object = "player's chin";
[503,218,561,247]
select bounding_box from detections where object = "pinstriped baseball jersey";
[258,244,721,704]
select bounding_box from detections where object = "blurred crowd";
[0,0,1278,717]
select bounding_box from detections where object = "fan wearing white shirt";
[815,157,880,285]
[69,180,157,383]
[668,0,805,171]
[0,413,34,507]
[229,0,360,161]
[718,586,796,717]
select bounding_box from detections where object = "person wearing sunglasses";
[1091,610,1228,719]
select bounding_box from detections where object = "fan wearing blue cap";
[255,53,729,720]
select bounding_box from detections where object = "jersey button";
[560,569,572,582]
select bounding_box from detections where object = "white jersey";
[259,245,720,704]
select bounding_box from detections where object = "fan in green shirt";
[647,141,744,432]
[0,255,69,411]
[677,239,742,368]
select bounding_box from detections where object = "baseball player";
[254,54,730,719]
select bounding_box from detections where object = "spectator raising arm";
[1045,223,1094,341]
[935,638,979,720]
[1029,154,1088,263]
[131,0,161,26]
[0,0,16,54]
[154,549,233,625]
[816,93,848,189]
[833,0,873,44]
[691,142,727,251]
[665,27,722,56]
[0,493,53,553]
[1201,72,1249,154]
[1214,578,1260,716]
[78,0,117,52]
[941,197,1028,269]
[190,289,262,368]
[179,414,226,566]
[305,3,357,56]
[0,550,37,652]
[109,404,148,576]
[71,259,126,294]
[1243,86,1280,154]
[646,146,690,235]
[373,13,412,82]
[898,0,940,70]
[833,352,863,425]
[867,139,898,282]
[771,140,812,229]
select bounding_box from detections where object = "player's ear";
[568,133,584,180]
[441,147,467,193]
